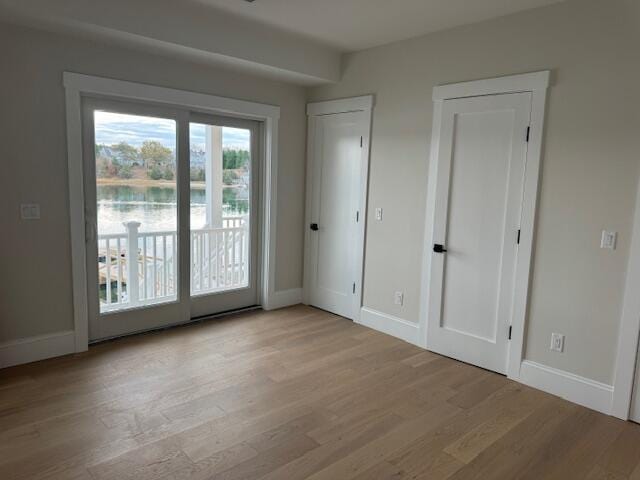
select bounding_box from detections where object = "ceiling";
[0,0,572,85]
[195,0,566,51]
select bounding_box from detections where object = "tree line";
[96,141,250,184]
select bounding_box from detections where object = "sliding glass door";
[83,99,260,341]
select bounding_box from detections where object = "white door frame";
[420,71,550,380]
[303,95,374,321]
[611,176,640,419]
[64,72,280,353]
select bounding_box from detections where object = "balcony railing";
[98,216,248,312]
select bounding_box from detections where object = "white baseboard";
[0,318,615,420]
[0,330,76,369]
[264,288,303,310]
[358,307,421,346]
[518,360,614,415]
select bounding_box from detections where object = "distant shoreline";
[96,178,206,189]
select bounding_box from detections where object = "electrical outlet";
[550,333,564,353]
[394,291,404,306]
[375,208,383,221]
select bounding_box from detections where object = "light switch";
[394,291,404,306]
[550,333,564,353]
[20,203,41,220]
[600,230,617,250]
[375,208,383,221]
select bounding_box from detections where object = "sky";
[94,111,250,150]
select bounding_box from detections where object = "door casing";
[611,147,640,420]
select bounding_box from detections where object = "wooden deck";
[1,305,640,479]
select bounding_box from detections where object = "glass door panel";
[189,116,260,318]
[94,110,179,312]
[84,99,188,341]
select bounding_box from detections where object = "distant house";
[96,144,139,167]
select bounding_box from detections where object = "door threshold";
[306,304,353,321]
[89,305,262,345]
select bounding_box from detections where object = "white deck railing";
[98,216,248,312]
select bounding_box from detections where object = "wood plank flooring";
[2,305,640,479]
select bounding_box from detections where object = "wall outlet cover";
[600,230,617,250]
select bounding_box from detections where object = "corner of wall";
[264,288,303,311]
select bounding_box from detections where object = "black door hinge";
[517,229,521,245]
[526,126,530,142]
[508,325,512,340]
[352,282,356,294]
[356,211,359,222]
[360,136,363,148]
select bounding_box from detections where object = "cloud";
[190,124,250,150]
[95,111,250,150]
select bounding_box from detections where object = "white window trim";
[63,72,280,352]
[303,95,374,322]
[420,71,550,380]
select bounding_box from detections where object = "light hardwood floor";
[1,305,640,479]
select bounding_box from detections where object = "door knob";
[310,223,319,231]
[433,243,447,253]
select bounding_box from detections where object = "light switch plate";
[550,333,564,353]
[375,208,383,221]
[394,291,404,306]
[601,230,617,250]
[20,203,41,220]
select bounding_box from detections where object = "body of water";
[97,184,248,234]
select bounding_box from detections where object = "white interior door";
[426,92,532,374]
[306,111,366,319]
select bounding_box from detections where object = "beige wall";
[0,23,307,342]
[2,0,639,386]
[309,0,640,384]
